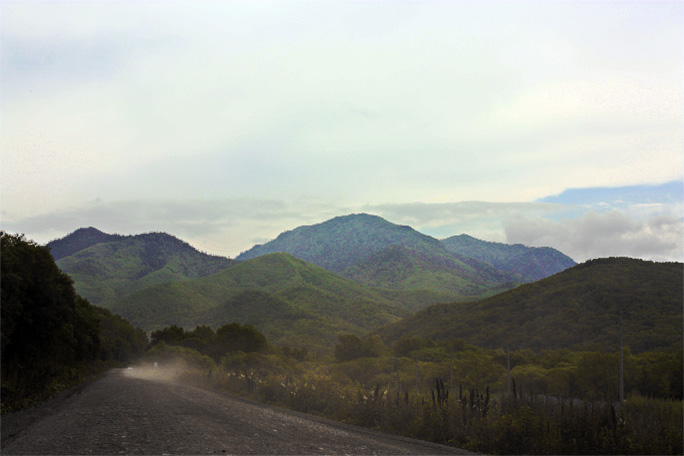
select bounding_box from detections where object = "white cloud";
[505,210,683,263]
[1,1,682,263]
[0,197,352,258]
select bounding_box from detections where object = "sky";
[1,0,682,263]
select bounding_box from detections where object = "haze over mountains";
[237,214,575,290]
[45,213,581,349]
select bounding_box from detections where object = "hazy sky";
[1,0,682,263]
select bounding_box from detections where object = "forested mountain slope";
[48,227,124,260]
[237,213,522,298]
[109,253,414,350]
[375,257,682,353]
[441,234,576,281]
[50,229,233,306]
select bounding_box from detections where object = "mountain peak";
[51,229,233,305]
[47,227,123,260]
[236,212,440,272]
[442,234,575,282]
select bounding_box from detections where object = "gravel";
[2,368,472,455]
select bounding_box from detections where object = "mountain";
[48,227,124,260]
[374,257,683,353]
[341,244,517,297]
[237,213,522,298]
[237,213,440,272]
[50,229,233,306]
[109,253,417,350]
[441,234,576,282]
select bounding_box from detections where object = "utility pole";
[450,350,454,390]
[506,346,511,398]
[415,360,419,391]
[619,310,625,403]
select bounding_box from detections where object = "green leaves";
[377,258,683,354]
[1,232,148,411]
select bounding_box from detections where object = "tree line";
[1,232,148,412]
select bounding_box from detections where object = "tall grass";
[211,364,681,454]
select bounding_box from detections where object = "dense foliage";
[109,253,439,351]
[236,213,524,297]
[441,234,576,281]
[47,227,125,261]
[147,332,682,455]
[50,228,232,305]
[376,258,683,353]
[340,243,518,296]
[150,323,268,362]
[1,232,148,412]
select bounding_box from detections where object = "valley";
[48,213,579,350]
[4,220,682,455]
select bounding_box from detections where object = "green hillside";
[441,234,576,281]
[341,244,518,296]
[110,253,420,350]
[374,257,683,353]
[52,230,233,306]
[237,213,521,298]
[47,227,124,260]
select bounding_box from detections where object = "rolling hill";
[50,229,233,305]
[237,213,524,298]
[441,234,576,282]
[109,252,420,350]
[374,257,683,353]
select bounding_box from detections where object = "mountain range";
[51,227,232,305]
[46,213,583,350]
[109,252,418,350]
[237,214,574,294]
[441,234,576,282]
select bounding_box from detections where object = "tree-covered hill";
[341,243,517,297]
[236,213,523,298]
[109,252,431,350]
[50,229,233,306]
[441,234,576,282]
[47,227,124,260]
[1,232,148,411]
[374,257,683,353]
[236,213,438,272]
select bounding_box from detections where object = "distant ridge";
[48,227,124,260]
[237,213,523,298]
[441,234,576,281]
[49,228,233,305]
[237,213,437,272]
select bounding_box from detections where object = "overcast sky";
[1,0,682,263]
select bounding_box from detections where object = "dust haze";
[122,360,190,383]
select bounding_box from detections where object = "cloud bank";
[1,2,682,264]
[3,182,681,263]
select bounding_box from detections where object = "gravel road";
[2,368,471,455]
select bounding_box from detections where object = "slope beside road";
[2,368,470,455]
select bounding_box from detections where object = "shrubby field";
[145,324,683,455]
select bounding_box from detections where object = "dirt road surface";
[2,368,471,455]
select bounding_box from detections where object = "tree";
[334,334,386,362]
[334,334,365,362]
[151,325,186,345]
[1,232,100,402]
[210,323,268,361]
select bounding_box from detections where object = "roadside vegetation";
[146,325,683,455]
[1,232,149,413]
